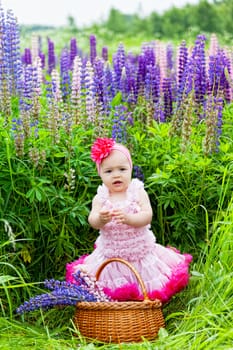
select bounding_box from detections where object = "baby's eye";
[120,168,126,171]
[105,169,112,173]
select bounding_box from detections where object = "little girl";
[66,137,192,303]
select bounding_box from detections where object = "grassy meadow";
[0,5,233,350]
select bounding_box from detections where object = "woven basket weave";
[74,258,165,343]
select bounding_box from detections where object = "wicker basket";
[74,258,165,343]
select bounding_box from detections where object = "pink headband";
[91,138,132,174]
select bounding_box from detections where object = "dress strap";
[127,178,144,202]
[97,184,109,205]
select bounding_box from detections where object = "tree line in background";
[21,0,233,42]
[104,0,233,41]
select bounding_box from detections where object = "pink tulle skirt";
[66,244,192,304]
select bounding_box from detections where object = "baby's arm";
[112,188,153,227]
[88,195,112,229]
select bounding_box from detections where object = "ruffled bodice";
[95,179,156,261]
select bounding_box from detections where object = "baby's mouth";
[113,180,122,185]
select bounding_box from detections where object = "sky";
[1,0,199,27]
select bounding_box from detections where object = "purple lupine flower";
[162,77,173,119]
[19,65,33,114]
[5,8,21,95]
[60,47,71,101]
[16,274,112,314]
[70,37,78,68]
[177,40,188,95]
[142,44,155,68]
[136,53,147,99]
[133,165,145,182]
[93,57,104,105]
[145,64,160,104]
[0,6,21,118]
[102,46,108,62]
[103,61,116,116]
[39,52,45,70]
[176,40,188,96]
[208,49,231,103]
[111,104,128,143]
[176,34,207,122]
[47,38,56,75]
[16,283,97,314]
[22,48,32,65]
[190,34,207,106]
[90,34,97,65]
[154,100,166,123]
[113,43,126,91]
[166,43,174,73]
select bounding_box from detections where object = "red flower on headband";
[91,137,115,164]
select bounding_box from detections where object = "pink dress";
[66,179,192,303]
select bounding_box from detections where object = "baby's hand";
[99,209,112,225]
[112,209,127,224]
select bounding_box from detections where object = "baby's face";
[99,150,132,194]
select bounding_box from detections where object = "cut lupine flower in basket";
[16,270,111,314]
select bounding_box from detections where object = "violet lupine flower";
[119,61,138,105]
[90,34,97,65]
[142,45,155,68]
[39,52,45,70]
[5,8,21,95]
[111,104,128,144]
[154,100,166,123]
[136,53,147,100]
[21,65,34,109]
[70,37,78,68]
[166,43,174,73]
[113,43,126,91]
[208,49,231,103]
[133,165,145,182]
[162,77,173,120]
[177,40,188,95]
[16,281,98,314]
[22,48,32,65]
[102,46,108,62]
[93,57,104,105]
[0,6,21,117]
[179,35,207,106]
[93,57,108,132]
[102,62,116,117]
[47,38,56,75]
[16,272,112,314]
[145,64,160,104]
[60,47,71,101]
[190,34,207,107]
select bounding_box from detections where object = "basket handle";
[95,257,150,301]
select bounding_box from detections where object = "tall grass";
[1,178,232,349]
